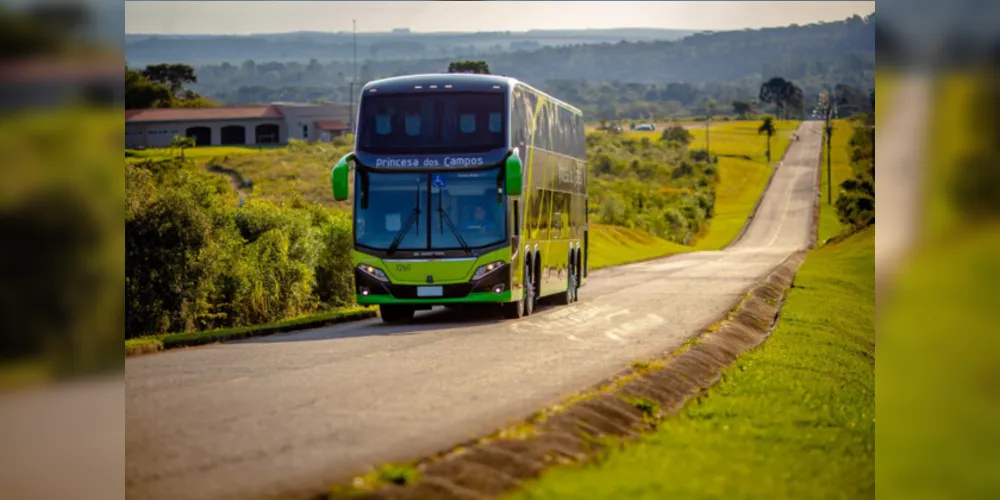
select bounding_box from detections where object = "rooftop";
[125,106,283,123]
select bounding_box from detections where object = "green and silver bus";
[331,73,588,322]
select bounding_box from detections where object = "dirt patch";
[327,252,808,500]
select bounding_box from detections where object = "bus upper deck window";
[460,114,476,134]
[376,114,391,135]
[489,112,502,133]
[405,114,421,136]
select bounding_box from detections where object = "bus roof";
[362,73,582,115]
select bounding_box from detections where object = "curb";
[125,308,378,357]
[328,251,809,500]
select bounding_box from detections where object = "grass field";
[690,157,773,251]
[125,144,285,163]
[688,119,798,164]
[875,71,897,127]
[588,224,689,270]
[622,120,797,163]
[508,226,875,500]
[818,119,856,243]
[924,74,982,241]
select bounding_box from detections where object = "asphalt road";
[874,72,932,298]
[123,121,822,500]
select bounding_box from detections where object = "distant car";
[635,124,655,131]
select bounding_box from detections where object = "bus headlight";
[472,261,506,280]
[357,264,389,282]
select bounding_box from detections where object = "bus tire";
[503,258,532,319]
[554,254,579,306]
[379,304,414,323]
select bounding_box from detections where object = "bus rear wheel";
[554,258,579,306]
[379,304,414,323]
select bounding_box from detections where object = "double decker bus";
[331,73,588,323]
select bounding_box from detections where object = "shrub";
[125,159,356,339]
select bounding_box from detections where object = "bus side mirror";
[505,152,523,196]
[331,152,354,201]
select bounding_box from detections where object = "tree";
[448,60,491,74]
[705,99,718,119]
[142,63,198,95]
[170,135,196,161]
[832,83,869,116]
[759,77,803,119]
[732,100,752,119]
[758,115,777,163]
[759,77,789,117]
[126,67,173,109]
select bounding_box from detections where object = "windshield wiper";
[386,181,422,255]
[436,185,471,254]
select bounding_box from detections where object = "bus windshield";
[355,167,507,251]
[357,92,507,154]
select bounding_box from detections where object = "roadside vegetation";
[585,131,719,245]
[818,119,856,242]
[507,226,875,500]
[879,71,1000,499]
[126,157,357,341]
[0,107,122,381]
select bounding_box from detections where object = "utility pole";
[824,99,836,205]
[706,115,712,160]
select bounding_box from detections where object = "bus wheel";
[380,304,414,323]
[525,261,537,316]
[554,259,579,305]
[503,261,532,319]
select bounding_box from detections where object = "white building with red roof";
[125,102,352,148]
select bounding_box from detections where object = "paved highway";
[124,122,822,500]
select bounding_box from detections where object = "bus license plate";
[417,286,443,297]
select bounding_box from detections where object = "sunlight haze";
[126,1,874,35]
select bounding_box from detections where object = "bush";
[660,125,694,146]
[835,117,876,231]
[586,134,718,244]
[125,159,356,339]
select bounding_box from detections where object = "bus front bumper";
[354,266,515,305]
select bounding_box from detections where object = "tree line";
[180,14,872,112]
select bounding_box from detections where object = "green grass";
[875,71,897,127]
[876,73,1000,498]
[588,223,689,270]
[691,157,773,250]
[125,306,376,355]
[508,226,875,500]
[687,119,798,164]
[924,73,983,241]
[125,144,285,163]
[818,119,856,243]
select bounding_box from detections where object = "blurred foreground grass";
[877,71,1000,498]
[0,106,123,382]
[509,227,875,500]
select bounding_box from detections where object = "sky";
[125,1,875,35]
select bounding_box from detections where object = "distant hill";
[124,27,699,66]
[178,14,874,117]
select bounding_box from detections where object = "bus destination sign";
[355,149,509,169]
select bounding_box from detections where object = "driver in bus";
[464,203,496,234]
